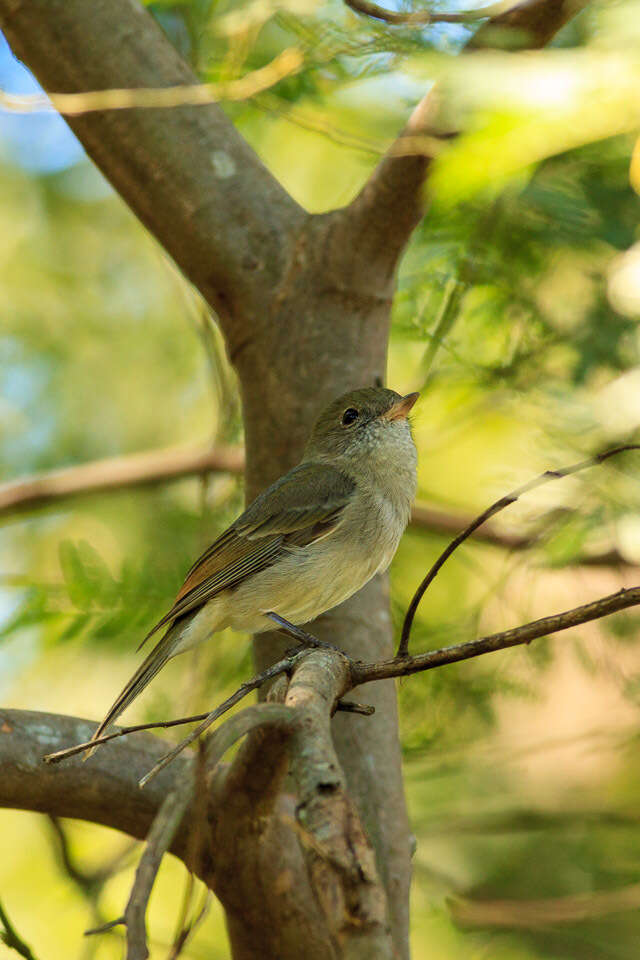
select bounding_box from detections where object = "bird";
[89,386,418,750]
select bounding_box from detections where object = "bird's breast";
[226,483,413,633]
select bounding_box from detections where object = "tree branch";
[0,445,244,516]
[34,578,640,790]
[346,0,590,266]
[2,445,634,568]
[125,773,195,960]
[343,0,511,26]
[0,0,305,352]
[2,569,639,959]
[0,49,303,114]
[466,0,590,50]
[284,650,392,958]
[398,444,640,655]
[0,709,203,867]
[450,883,640,928]
[354,585,640,684]
[0,899,38,960]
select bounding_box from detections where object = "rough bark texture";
[0,0,589,956]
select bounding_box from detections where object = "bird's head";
[304,387,419,469]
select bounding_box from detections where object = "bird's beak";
[381,392,419,422]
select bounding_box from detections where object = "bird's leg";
[265,612,342,654]
[265,613,370,715]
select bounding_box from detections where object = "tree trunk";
[237,210,412,948]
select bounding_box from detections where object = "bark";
[0,710,191,848]
[0,0,590,957]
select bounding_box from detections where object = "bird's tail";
[86,623,182,757]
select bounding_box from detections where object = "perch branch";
[358,585,640,683]
[284,649,392,956]
[2,569,640,958]
[43,648,306,771]
[39,697,368,765]
[138,659,302,787]
[398,444,640,655]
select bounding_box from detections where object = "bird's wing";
[138,462,355,646]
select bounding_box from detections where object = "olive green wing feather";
[138,462,355,646]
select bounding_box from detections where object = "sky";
[0,31,87,656]
[0,31,84,173]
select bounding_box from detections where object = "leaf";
[58,540,93,610]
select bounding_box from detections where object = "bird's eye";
[342,408,359,426]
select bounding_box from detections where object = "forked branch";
[348,0,591,265]
[357,585,640,683]
[398,445,640,656]
[124,703,296,960]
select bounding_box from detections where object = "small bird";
[89,387,418,748]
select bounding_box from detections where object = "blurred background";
[2,0,640,957]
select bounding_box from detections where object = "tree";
[2,1,640,958]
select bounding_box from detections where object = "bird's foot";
[266,611,342,655]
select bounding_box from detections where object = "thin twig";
[48,815,135,890]
[85,917,125,937]
[397,445,640,655]
[0,48,303,115]
[343,0,511,26]
[125,775,195,960]
[140,698,297,789]
[0,899,38,960]
[167,889,212,960]
[43,648,304,774]
[43,712,215,764]
[49,815,98,891]
[419,276,463,381]
[358,585,640,684]
[44,649,302,769]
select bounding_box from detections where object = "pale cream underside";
[174,491,404,653]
